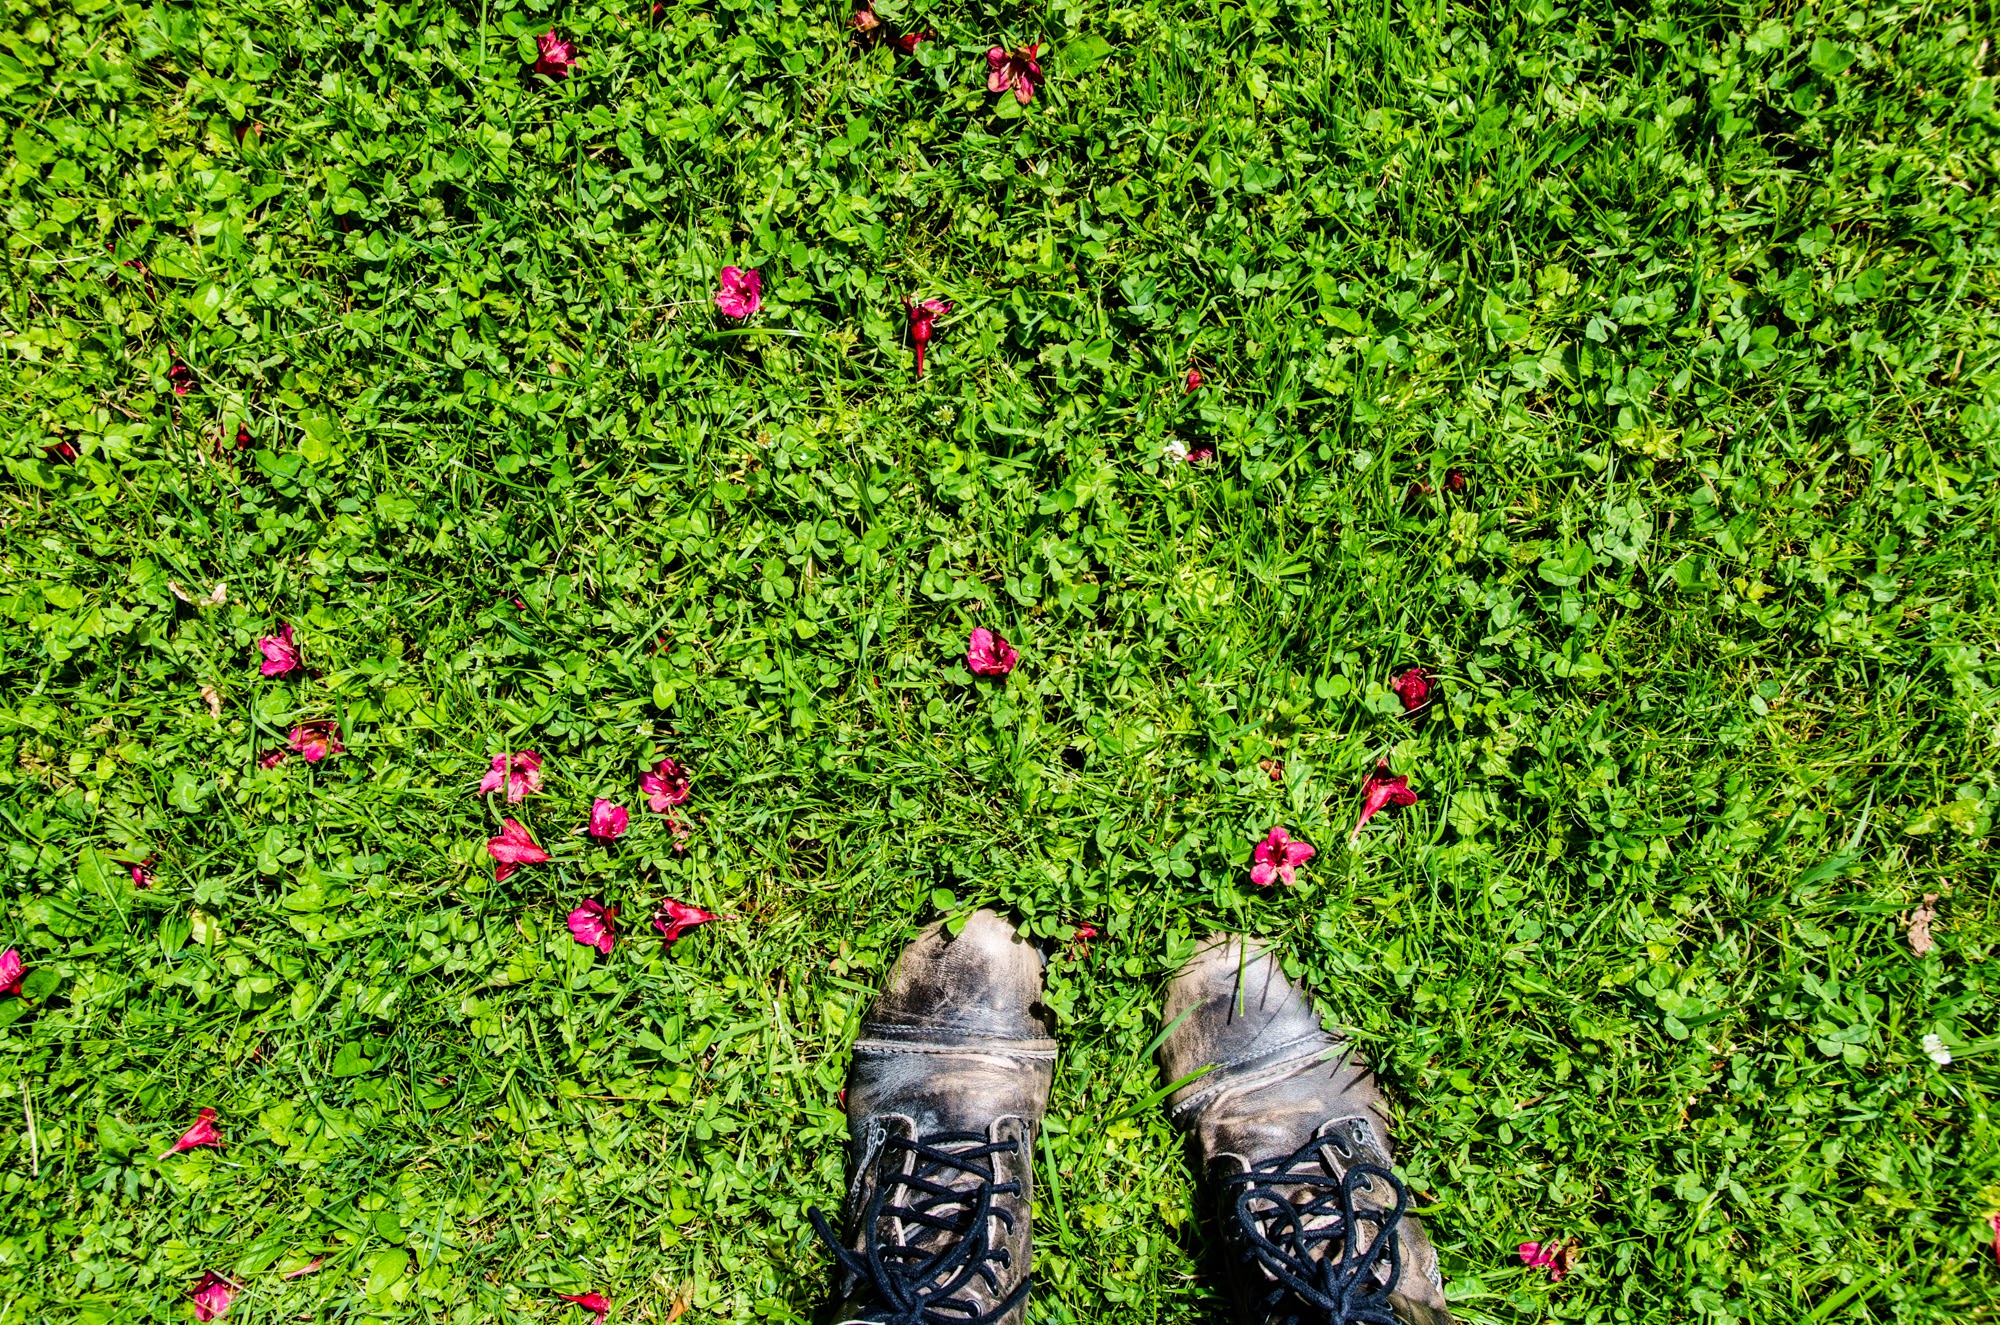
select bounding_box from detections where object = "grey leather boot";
[812,910,1055,1325]
[1161,935,1454,1325]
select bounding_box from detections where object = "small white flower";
[1162,437,1188,463]
[1922,1033,1952,1067]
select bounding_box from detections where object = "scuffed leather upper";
[1161,935,1455,1325]
[832,910,1055,1325]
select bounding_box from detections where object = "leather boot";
[812,910,1055,1325]
[1160,935,1454,1325]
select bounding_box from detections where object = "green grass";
[3,0,1999,1319]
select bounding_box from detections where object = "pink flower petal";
[641,758,690,811]
[653,899,719,944]
[287,720,344,763]
[567,900,618,955]
[1186,367,1203,391]
[0,947,24,996]
[190,1271,237,1321]
[1249,862,1278,887]
[714,266,762,319]
[282,1257,324,1279]
[257,623,300,677]
[589,798,629,840]
[160,1107,223,1159]
[478,752,544,803]
[966,627,1018,677]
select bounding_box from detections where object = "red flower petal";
[488,819,550,882]
[160,1107,223,1159]
[1350,761,1419,844]
[533,28,577,77]
[0,947,24,996]
[1391,667,1432,712]
[559,1291,611,1324]
[653,899,719,945]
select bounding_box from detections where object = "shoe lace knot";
[811,1129,1028,1325]
[1223,1123,1413,1325]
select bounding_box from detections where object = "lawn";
[3,0,1999,1319]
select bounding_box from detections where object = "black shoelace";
[810,1130,1028,1325]
[1223,1130,1412,1325]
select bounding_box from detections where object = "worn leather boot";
[811,910,1055,1325]
[1160,935,1454,1325]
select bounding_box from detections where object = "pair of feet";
[811,912,1454,1325]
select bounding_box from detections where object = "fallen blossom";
[1250,826,1315,887]
[0,948,23,996]
[568,900,619,955]
[1350,761,1419,845]
[966,626,1018,677]
[1905,894,1938,957]
[714,266,762,319]
[1068,923,1099,959]
[170,580,226,607]
[282,1257,324,1279]
[850,6,879,33]
[288,720,344,763]
[907,298,949,376]
[1187,444,1215,463]
[258,623,300,677]
[1186,367,1203,392]
[589,798,629,840]
[654,899,719,945]
[160,1107,223,1159]
[235,424,252,450]
[1392,667,1433,713]
[200,683,222,717]
[533,28,577,77]
[170,363,194,396]
[1258,758,1284,782]
[190,1271,237,1321]
[488,819,550,882]
[559,1292,611,1325]
[1444,467,1468,493]
[1989,1214,1999,1266]
[1923,1033,1952,1067]
[46,440,77,461]
[641,757,691,811]
[480,751,544,804]
[895,29,932,52]
[1518,1240,1572,1282]
[130,856,155,890]
[258,748,287,770]
[985,42,1042,104]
